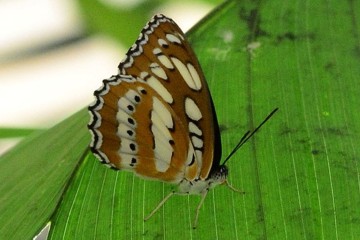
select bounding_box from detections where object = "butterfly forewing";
[118,14,219,180]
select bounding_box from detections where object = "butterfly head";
[210,108,279,193]
[208,164,228,183]
[206,163,244,193]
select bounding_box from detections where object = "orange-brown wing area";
[118,14,219,180]
[88,75,191,183]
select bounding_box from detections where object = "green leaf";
[0,109,89,239]
[1,0,359,239]
[0,128,40,138]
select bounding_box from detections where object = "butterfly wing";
[89,75,195,182]
[88,14,221,182]
[120,14,223,180]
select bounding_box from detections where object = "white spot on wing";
[151,124,173,169]
[176,32,185,41]
[153,48,174,69]
[153,48,161,55]
[119,153,137,169]
[185,142,202,176]
[152,97,173,129]
[166,33,181,44]
[150,62,167,80]
[154,157,170,172]
[187,63,202,90]
[151,97,174,172]
[118,97,135,114]
[195,150,203,166]
[151,120,173,147]
[189,122,202,136]
[124,89,141,104]
[186,142,195,166]
[191,136,203,148]
[158,55,174,69]
[147,76,173,104]
[171,57,200,90]
[116,111,137,128]
[140,71,149,79]
[158,38,168,47]
[117,123,135,140]
[185,98,202,121]
[119,138,137,154]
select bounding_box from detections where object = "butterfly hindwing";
[89,75,202,182]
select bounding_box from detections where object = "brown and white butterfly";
[88,14,277,228]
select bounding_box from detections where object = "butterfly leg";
[224,180,245,194]
[144,191,175,222]
[192,190,208,229]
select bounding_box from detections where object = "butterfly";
[88,14,278,228]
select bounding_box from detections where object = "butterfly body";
[178,165,228,194]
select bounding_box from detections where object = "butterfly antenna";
[222,108,278,165]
